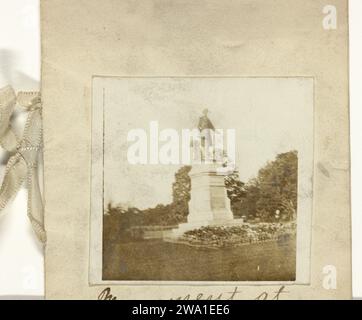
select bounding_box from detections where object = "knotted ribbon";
[0,85,46,243]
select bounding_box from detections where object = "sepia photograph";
[0,0,356,303]
[90,77,313,283]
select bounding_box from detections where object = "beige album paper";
[41,0,351,299]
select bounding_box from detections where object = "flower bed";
[180,222,296,248]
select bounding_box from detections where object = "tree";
[171,166,192,223]
[224,171,246,216]
[239,151,298,222]
[104,150,298,238]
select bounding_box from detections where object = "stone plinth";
[171,164,243,237]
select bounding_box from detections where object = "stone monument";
[171,109,243,237]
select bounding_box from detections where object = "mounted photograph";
[90,77,313,284]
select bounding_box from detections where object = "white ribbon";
[0,86,46,243]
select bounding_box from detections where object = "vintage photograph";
[90,77,313,283]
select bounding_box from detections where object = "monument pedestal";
[171,164,243,237]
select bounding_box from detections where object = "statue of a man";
[198,108,215,132]
[197,108,215,162]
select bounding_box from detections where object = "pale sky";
[99,77,313,209]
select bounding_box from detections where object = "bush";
[181,223,296,247]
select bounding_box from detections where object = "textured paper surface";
[41,0,351,299]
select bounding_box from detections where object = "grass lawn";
[103,235,296,281]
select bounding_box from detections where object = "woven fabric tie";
[0,86,46,243]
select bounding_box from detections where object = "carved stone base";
[171,163,243,238]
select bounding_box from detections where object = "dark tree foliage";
[239,151,298,222]
[103,166,191,243]
[224,171,246,217]
[171,165,192,223]
[103,150,298,244]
